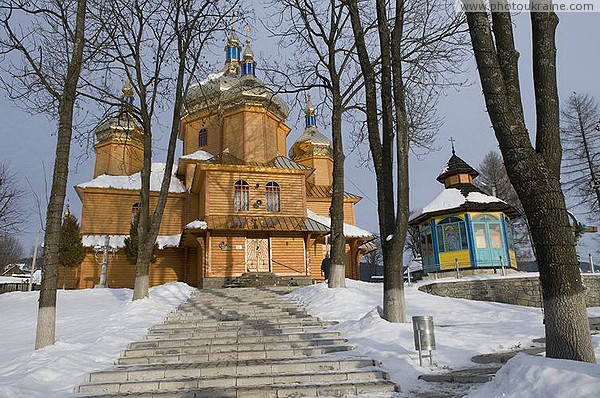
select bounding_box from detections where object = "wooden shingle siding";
[81,191,184,235]
[183,115,221,156]
[307,200,357,225]
[205,171,305,217]
[208,234,246,277]
[270,236,306,275]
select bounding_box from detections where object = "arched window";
[265,181,280,212]
[131,202,140,223]
[234,180,249,211]
[198,128,208,147]
[436,216,468,252]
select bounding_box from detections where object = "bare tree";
[0,235,23,273]
[463,0,595,362]
[91,0,240,299]
[0,162,25,237]
[0,0,87,349]
[266,0,366,288]
[561,93,600,221]
[362,235,382,280]
[345,0,467,322]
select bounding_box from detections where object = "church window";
[234,180,249,211]
[436,216,468,253]
[198,128,208,147]
[265,181,280,212]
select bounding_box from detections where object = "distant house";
[1,263,30,277]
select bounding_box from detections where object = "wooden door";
[246,238,270,272]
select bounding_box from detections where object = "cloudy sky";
[0,8,598,256]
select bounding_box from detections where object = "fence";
[0,283,38,294]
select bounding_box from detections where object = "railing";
[424,257,510,278]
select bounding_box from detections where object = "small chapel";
[64,30,373,289]
[409,146,520,274]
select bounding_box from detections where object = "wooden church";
[66,30,373,289]
[408,147,520,274]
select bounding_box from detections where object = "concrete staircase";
[76,287,399,397]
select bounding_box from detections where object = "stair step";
[144,326,335,340]
[148,321,336,334]
[86,358,380,383]
[123,339,348,357]
[78,368,388,394]
[116,345,355,365]
[159,317,321,328]
[129,332,342,349]
[77,380,399,397]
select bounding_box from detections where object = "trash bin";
[412,315,435,365]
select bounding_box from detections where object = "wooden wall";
[81,191,184,235]
[205,170,305,217]
[77,248,184,289]
[182,114,221,156]
[270,235,306,275]
[207,234,247,277]
[307,200,357,225]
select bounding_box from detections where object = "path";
[75,287,399,397]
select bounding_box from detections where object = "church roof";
[76,163,185,193]
[190,215,330,233]
[436,153,479,183]
[408,186,519,226]
[306,183,361,201]
[306,210,373,238]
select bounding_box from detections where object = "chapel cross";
[449,136,456,154]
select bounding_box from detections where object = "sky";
[0,7,599,256]
[1,277,599,396]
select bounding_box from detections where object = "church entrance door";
[246,238,270,272]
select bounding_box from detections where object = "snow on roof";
[77,163,185,193]
[197,71,225,86]
[409,188,507,222]
[306,209,372,238]
[180,150,214,161]
[82,234,181,249]
[185,220,208,229]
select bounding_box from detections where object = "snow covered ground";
[0,278,598,397]
[0,283,193,397]
[288,279,600,397]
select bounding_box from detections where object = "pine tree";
[59,214,85,289]
[124,217,139,265]
[124,215,157,265]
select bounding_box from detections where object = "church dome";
[95,81,143,144]
[289,94,333,161]
[183,29,288,120]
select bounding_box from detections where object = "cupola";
[241,36,256,76]
[224,27,241,74]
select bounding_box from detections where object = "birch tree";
[0,0,87,349]
[462,0,595,362]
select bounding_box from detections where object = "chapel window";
[436,216,468,253]
[265,181,281,212]
[198,128,208,147]
[234,180,249,211]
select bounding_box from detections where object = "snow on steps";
[75,287,399,397]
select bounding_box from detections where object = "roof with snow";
[76,163,186,193]
[82,234,181,250]
[306,209,373,238]
[409,185,519,225]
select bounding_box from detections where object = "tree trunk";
[328,82,346,288]
[35,0,86,349]
[464,0,595,362]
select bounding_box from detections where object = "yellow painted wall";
[307,200,357,225]
[94,140,143,178]
[182,115,221,156]
[439,250,471,271]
